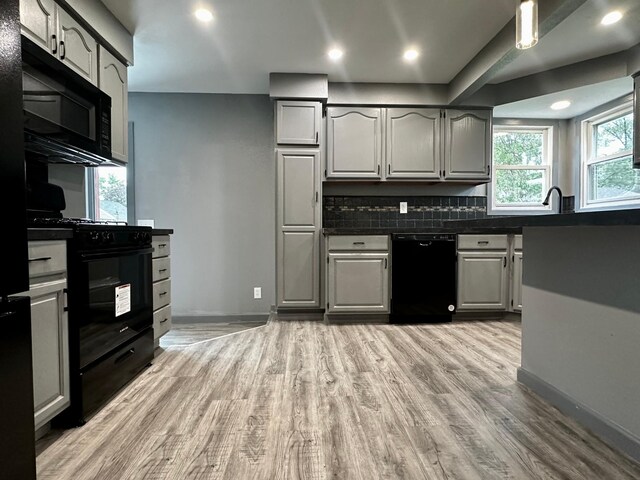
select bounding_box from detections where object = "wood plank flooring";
[159,320,268,348]
[36,318,640,479]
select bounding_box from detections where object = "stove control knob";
[143,232,151,243]
[102,232,114,243]
[131,232,140,242]
[88,231,101,244]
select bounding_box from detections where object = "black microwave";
[21,35,112,166]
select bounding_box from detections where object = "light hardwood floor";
[36,318,640,479]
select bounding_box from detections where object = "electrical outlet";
[400,202,408,214]
[253,287,262,299]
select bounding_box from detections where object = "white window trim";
[580,102,638,211]
[490,125,554,215]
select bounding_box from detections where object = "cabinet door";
[634,75,639,168]
[328,253,389,313]
[386,108,441,180]
[277,150,320,229]
[443,109,492,181]
[511,251,523,312]
[457,252,507,310]
[20,0,56,52]
[327,107,382,179]
[57,7,98,85]
[99,47,128,163]
[277,231,320,307]
[29,279,70,430]
[276,101,321,145]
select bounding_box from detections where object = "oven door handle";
[79,247,153,260]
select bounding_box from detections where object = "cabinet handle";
[384,258,388,269]
[0,311,16,319]
[315,132,319,143]
[28,256,52,263]
[159,268,168,273]
[487,165,491,176]
[159,292,168,296]
[388,164,391,175]
[160,318,169,324]
[59,40,66,60]
[115,348,135,364]
[477,241,489,245]
[316,191,319,203]
[51,34,57,54]
[159,243,167,247]
[353,241,365,245]
[377,164,380,176]
[503,257,507,268]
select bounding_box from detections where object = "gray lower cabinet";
[276,149,321,308]
[276,101,322,146]
[326,235,390,314]
[385,108,441,180]
[634,74,639,168]
[511,251,523,312]
[443,110,492,181]
[22,240,70,431]
[99,47,128,163]
[326,107,383,179]
[457,235,508,311]
[152,235,172,343]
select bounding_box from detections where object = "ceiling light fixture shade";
[194,8,214,22]
[516,0,538,49]
[601,11,623,26]
[550,100,571,110]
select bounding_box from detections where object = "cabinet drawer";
[327,235,389,252]
[513,235,523,251]
[152,257,171,282]
[152,236,171,258]
[153,305,172,340]
[28,241,67,278]
[457,235,508,251]
[153,279,171,310]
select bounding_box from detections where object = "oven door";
[75,248,153,370]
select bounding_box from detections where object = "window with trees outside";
[90,166,128,222]
[491,126,553,212]
[581,103,639,208]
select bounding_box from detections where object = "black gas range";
[29,216,155,425]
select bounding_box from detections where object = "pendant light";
[516,0,538,49]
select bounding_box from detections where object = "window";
[491,126,553,212]
[89,166,128,222]
[581,103,639,208]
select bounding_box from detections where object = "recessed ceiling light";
[327,48,344,61]
[403,49,419,62]
[550,100,571,110]
[194,8,214,22]
[601,10,623,26]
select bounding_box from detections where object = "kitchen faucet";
[543,186,563,214]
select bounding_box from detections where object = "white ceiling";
[490,0,640,84]
[493,77,633,119]
[102,0,515,94]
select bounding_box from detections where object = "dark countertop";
[152,228,174,235]
[448,208,640,229]
[323,225,522,235]
[27,228,74,241]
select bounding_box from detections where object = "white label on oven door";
[115,284,131,317]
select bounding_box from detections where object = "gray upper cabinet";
[276,101,322,146]
[57,7,98,85]
[443,109,492,181]
[386,108,442,180]
[276,149,321,308]
[326,107,383,179]
[99,47,128,163]
[19,0,56,52]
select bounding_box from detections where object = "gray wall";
[48,164,87,218]
[129,93,275,317]
[521,226,640,442]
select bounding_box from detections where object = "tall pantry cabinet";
[275,101,322,308]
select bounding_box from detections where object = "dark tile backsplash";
[323,196,487,229]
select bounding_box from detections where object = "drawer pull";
[158,243,167,247]
[0,311,16,319]
[28,256,52,263]
[477,241,489,245]
[159,292,168,296]
[158,269,168,273]
[353,241,366,245]
[160,318,169,324]
[115,348,135,364]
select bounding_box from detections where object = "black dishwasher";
[391,234,457,323]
